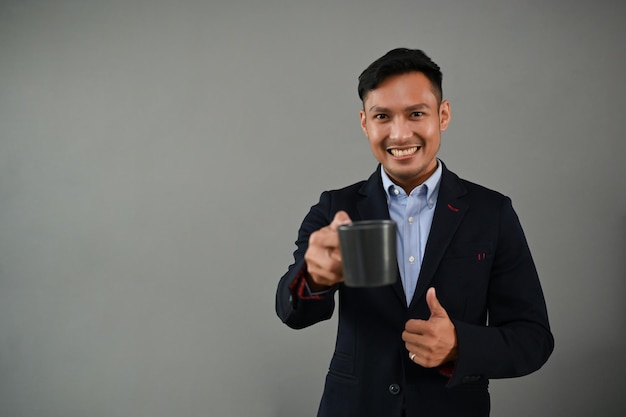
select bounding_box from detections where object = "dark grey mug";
[337,220,397,287]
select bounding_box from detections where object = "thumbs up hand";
[402,288,458,368]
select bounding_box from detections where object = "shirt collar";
[380,159,442,204]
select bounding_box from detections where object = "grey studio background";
[1,0,625,416]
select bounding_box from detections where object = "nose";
[389,117,412,141]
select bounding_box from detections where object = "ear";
[359,109,368,137]
[438,100,451,132]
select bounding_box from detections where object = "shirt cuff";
[288,266,333,301]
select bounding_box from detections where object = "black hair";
[357,48,443,103]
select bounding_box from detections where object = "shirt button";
[393,188,400,196]
[388,384,401,395]
[408,217,414,224]
[408,256,415,263]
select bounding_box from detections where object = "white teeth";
[390,147,418,157]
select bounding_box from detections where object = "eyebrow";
[368,103,431,113]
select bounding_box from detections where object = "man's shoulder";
[328,180,369,195]
[443,167,509,205]
[459,177,506,199]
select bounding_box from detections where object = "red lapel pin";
[447,203,459,212]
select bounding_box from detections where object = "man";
[275,48,553,417]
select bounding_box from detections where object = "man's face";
[359,71,450,193]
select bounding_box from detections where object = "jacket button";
[388,384,401,395]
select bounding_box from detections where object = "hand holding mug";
[304,211,352,290]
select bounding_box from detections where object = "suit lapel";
[356,169,390,222]
[409,165,468,309]
[356,167,408,308]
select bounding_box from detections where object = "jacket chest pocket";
[434,242,493,320]
[443,241,493,262]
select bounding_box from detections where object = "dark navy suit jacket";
[276,163,553,417]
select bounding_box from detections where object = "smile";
[388,147,420,157]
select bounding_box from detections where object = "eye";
[411,111,424,118]
[374,113,388,120]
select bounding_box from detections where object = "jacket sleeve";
[447,197,554,387]
[275,191,339,329]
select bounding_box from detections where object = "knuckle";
[308,232,322,245]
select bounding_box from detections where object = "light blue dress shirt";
[380,160,442,305]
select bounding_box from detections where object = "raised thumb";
[426,287,448,318]
[330,210,352,229]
